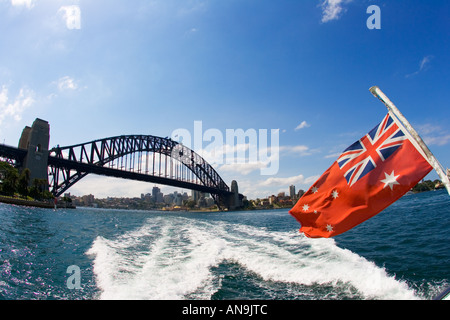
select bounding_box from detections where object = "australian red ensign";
[289,113,433,238]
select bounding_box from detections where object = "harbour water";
[0,189,449,300]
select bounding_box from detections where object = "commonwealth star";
[381,171,400,190]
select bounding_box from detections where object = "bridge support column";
[18,118,50,188]
[222,180,243,210]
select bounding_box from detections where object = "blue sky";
[1,0,449,199]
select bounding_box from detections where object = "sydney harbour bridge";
[0,118,243,210]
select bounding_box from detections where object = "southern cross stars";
[301,187,339,215]
[381,171,400,190]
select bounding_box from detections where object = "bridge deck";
[47,155,233,196]
[0,144,27,161]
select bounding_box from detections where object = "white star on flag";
[326,224,333,232]
[311,186,319,194]
[381,171,400,190]
[302,204,310,212]
[331,190,339,199]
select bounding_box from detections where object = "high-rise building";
[152,186,160,202]
[192,190,201,202]
[289,185,296,199]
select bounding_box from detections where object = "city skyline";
[67,183,300,211]
[67,183,301,202]
[1,1,449,200]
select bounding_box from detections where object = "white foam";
[86,216,418,300]
[86,217,227,299]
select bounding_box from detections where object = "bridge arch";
[47,135,232,207]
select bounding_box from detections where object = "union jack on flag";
[337,114,407,187]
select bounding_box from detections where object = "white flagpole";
[369,86,450,196]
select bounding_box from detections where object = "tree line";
[412,179,445,193]
[0,161,54,200]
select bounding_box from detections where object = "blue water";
[0,189,449,300]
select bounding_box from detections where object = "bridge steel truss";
[47,135,231,206]
[0,144,26,165]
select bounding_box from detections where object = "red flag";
[289,113,433,238]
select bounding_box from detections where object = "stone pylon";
[18,118,50,187]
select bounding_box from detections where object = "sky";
[0,0,449,200]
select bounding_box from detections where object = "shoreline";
[0,195,75,209]
[1,187,441,212]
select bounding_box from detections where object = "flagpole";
[369,86,450,196]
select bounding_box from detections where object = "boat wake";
[86,216,418,300]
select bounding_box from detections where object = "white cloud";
[424,134,450,146]
[0,85,35,126]
[68,176,154,198]
[199,142,311,176]
[294,121,310,131]
[194,139,280,176]
[260,173,319,188]
[320,0,350,23]
[417,123,450,146]
[198,142,251,165]
[59,5,81,30]
[68,175,196,199]
[214,143,279,176]
[324,152,342,159]
[11,0,35,9]
[419,56,433,70]
[57,76,78,91]
[219,161,270,176]
[406,55,434,78]
[279,145,312,157]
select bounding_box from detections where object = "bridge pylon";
[18,118,50,187]
[218,180,243,210]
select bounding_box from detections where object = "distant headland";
[411,179,446,193]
